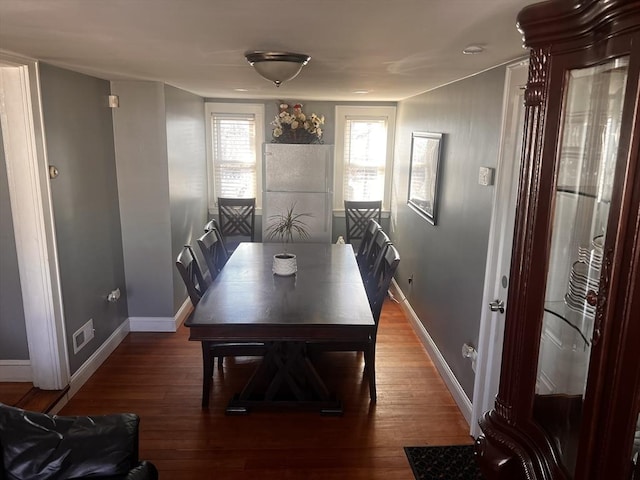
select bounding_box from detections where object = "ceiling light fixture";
[245,51,311,87]
[462,45,484,55]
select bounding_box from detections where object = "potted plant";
[264,203,312,276]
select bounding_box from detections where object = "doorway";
[470,59,529,437]
[0,55,68,390]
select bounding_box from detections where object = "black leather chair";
[0,403,158,480]
[344,200,382,245]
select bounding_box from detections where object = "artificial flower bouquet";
[271,103,325,144]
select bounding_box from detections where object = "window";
[205,103,264,213]
[334,106,396,211]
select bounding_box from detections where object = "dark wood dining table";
[185,242,375,414]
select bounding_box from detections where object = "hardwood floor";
[0,382,67,413]
[59,298,473,479]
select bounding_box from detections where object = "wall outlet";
[73,318,95,354]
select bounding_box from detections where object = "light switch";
[478,166,494,186]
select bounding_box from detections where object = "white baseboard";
[390,279,473,427]
[175,298,193,328]
[129,298,193,332]
[0,360,33,382]
[129,316,176,332]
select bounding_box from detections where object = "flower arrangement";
[271,103,325,144]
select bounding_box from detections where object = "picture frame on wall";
[408,132,443,225]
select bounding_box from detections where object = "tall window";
[334,106,396,210]
[205,103,264,213]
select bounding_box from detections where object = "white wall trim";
[0,360,33,382]
[0,57,69,390]
[130,298,192,332]
[175,297,193,327]
[391,279,472,427]
[129,316,176,332]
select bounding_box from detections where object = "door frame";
[470,59,529,437]
[0,52,69,389]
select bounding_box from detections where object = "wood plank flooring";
[0,383,67,413]
[57,298,472,479]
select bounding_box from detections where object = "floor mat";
[404,444,483,480]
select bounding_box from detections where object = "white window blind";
[343,117,387,202]
[212,113,257,199]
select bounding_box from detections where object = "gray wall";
[113,80,209,319]
[39,64,127,375]
[111,81,174,319]
[165,85,207,313]
[0,126,29,360]
[391,66,507,398]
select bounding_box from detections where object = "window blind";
[343,117,387,202]
[212,113,257,200]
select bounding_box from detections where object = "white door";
[0,56,69,389]
[470,60,528,437]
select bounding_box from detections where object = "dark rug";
[404,445,484,480]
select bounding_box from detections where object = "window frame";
[333,105,396,212]
[204,102,265,214]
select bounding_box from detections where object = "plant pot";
[273,253,297,276]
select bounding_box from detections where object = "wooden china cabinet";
[476,1,640,479]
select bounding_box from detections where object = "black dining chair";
[360,228,391,288]
[175,245,265,407]
[196,229,229,278]
[308,243,400,402]
[175,245,211,306]
[217,197,256,253]
[356,219,382,264]
[344,200,382,245]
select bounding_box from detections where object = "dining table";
[185,242,375,415]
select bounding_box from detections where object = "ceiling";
[0,0,533,102]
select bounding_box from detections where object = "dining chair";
[344,200,382,245]
[176,245,264,407]
[175,245,211,306]
[308,243,400,402]
[196,229,229,278]
[356,219,382,264]
[217,197,256,253]
[360,228,391,288]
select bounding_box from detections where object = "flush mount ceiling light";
[462,44,485,55]
[245,51,311,87]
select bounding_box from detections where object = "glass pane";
[212,114,257,198]
[534,56,629,476]
[343,118,387,201]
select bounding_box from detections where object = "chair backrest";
[344,200,382,244]
[176,245,210,305]
[360,229,391,285]
[204,219,229,258]
[368,243,400,326]
[197,229,229,278]
[204,218,221,233]
[356,219,382,262]
[218,197,256,241]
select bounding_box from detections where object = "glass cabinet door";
[533,56,629,476]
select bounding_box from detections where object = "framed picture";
[408,132,443,225]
